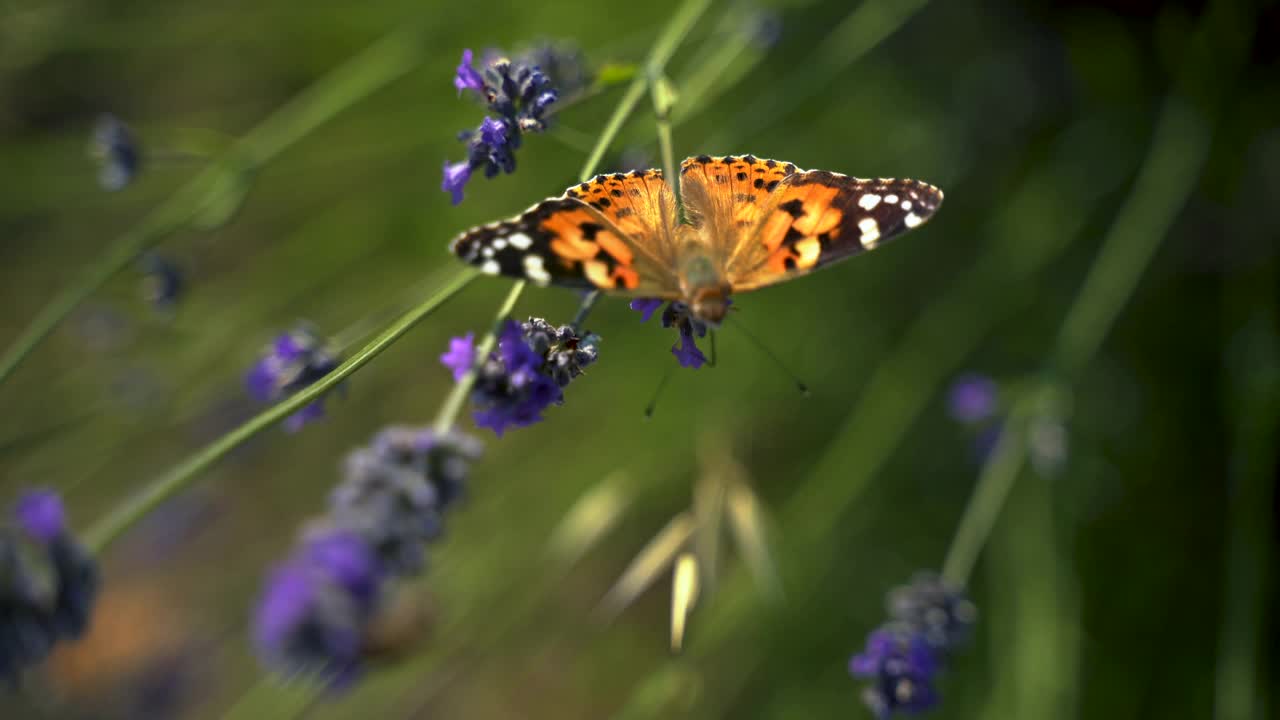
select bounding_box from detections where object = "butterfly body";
[450,155,943,324]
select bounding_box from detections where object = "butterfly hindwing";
[729,171,944,291]
[449,193,677,295]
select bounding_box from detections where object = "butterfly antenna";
[644,366,676,419]
[726,319,810,396]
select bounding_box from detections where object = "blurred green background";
[1,0,1276,718]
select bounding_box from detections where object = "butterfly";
[450,155,943,323]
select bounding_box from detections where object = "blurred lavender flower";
[517,41,593,97]
[440,332,476,382]
[330,427,481,575]
[14,489,64,543]
[947,373,998,424]
[90,113,141,191]
[254,426,482,687]
[139,253,184,310]
[254,558,366,687]
[455,318,599,436]
[631,299,714,369]
[443,47,564,204]
[1,490,99,685]
[245,325,341,432]
[850,572,976,719]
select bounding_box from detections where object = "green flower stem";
[84,269,477,554]
[650,69,684,221]
[0,26,428,391]
[578,0,711,180]
[1213,255,1277,720]
[940,97,1210,588]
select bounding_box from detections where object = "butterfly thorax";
[677,234,732,325]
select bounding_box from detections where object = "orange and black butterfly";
[450,155,943,323]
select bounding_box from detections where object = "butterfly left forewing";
[728,171,943,291]
[450,194,678,296]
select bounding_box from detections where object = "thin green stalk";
[0,26,427,390]
[579,0,712,180]
[940,393,1035,585]
[941,96,1210,588]
[1052,98,1208,377]
[85,269,477,553]
[650,69,684,221]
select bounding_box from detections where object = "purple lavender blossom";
[441,160,473,205]
[672,331,707,369]
[245,326,341,432]
[254,561,364,688]
[90,113,140,191]
[629,298,664,323]
[632,299,716,370]
[454,49,484,95]
[849,628,940,718]
[440,332,476,381]
[464,318,598,436]
[443,46,564,204]
[15,489,65,543]
[849,572,975,718]
[947,373,998,423]
[2,490,99,684]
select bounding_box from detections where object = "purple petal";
[453,48,485,95]
[848,652,880,678]
[15,489,65,542]
[479,116,508,147]
[947,373,998,423]
[629,298,664,323]
[671,332,706,369]
[439,332,476,382]
[305,530,380,609]
[442,160,473,206]
[284,401,326,432]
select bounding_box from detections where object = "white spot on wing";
[858,217,880,248]
[481,247,495,258]
[523,254,551,285]
[904,213,923,228]
[884,194,899,205]
[858,194,882,210]
[480,259,501,275]
[901,200,913,210]
[508,232,533,250]
[491,238,507,250]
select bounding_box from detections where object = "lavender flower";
[254,426,482,687]
[139,253,183,310]
[254,560,365,687]
[1,490,99,685]
[850,628,940,718]
[850,572,976,718]
[442,46,564,204]
[453,49,484,95]
[947,373,998,424]
[89,113,140,191]
[245,325,341,431]
[14,490,64,543]
[330,427,482,575]
[460,318,599,436]
[439,332,476,382]
[631,299,714,370]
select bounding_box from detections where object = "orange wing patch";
[730,172,944,291]
[450,196,674,295]
[679,155,798,258]
[566,170,676,263]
